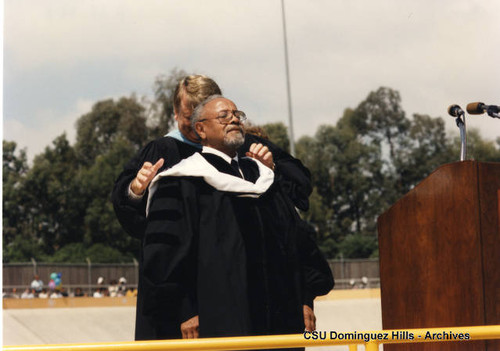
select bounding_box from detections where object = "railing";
[4,325,500,351]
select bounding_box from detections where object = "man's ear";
[195,122,206,140]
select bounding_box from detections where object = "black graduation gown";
[111,136,332,340]
[112,136,199,240]
[111,134,312,240]
[142,155,306,340]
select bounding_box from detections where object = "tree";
[351,87,410,162]
[47,243,132,263]
[394,114,455,194]
[74,96,149,166]
[296,109,385,258]
[22,134,84,255]
[3,141,29,239]
[337,234,378,259]
[261,122,290,152]
[78,137,140,258]
[464,128,500,162]
[3,141,34,262]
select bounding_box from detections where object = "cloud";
[3,98,93,163]
[3,0,500,160]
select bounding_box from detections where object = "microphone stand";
[455,115,467,161]
[486,107,500,119]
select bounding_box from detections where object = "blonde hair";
[173,75,222,113]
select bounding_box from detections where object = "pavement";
[3,296,382,350]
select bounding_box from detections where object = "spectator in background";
[38,289,49,298]
[118,277,127,296]
[126,288,137,297]
[74,287,85,297]
[21,288,35,299]
[3,288,20,298]
[50,289,63,299]
[31,275,44,295]
[97,276,105,286]
[94,287,110,298]
[108,279,119,297]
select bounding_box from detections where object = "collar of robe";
[146,152,275,217]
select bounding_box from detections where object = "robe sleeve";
[297,220,335,307]
[143,177,199,323]
[240,134,312,211]
[112,137,189,239]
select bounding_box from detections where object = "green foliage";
[46,243,132,263]
[465,128,500,162]
[3,141,30,248]
[45,243,88,263]
[318,238,338,259]
[3,235,45,263]
[295,86,498,258]
[394,114,456,194]
[23,134,84,254]
[261,122,290,152]
[336,234,378,259]
[74,96,149,166]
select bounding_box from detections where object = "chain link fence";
[3,258,379,293]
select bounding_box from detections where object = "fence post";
[340,253,345,283]
[86,257,92,295]
[133,258,139,287]
[30,257,37,276]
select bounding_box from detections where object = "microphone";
[466,102,500,116]
[448,104,464,118]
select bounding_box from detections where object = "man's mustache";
[225,126,244,134]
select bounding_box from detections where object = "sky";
[3,0,500,162]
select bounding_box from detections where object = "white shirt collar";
[202,146,238,164]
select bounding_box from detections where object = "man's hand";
[130,158,164,196]
[246,143,274,170]
[303,305,316,332]
[180,315,199,339]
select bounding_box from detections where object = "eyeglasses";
[198,110,247,125]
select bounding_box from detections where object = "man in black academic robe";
[111,75,332,340]
[141,96,333,341]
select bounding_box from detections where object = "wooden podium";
[377,161,500,351]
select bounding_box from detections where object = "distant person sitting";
[21,288,35,299]
[74,287,85,297]
[50,289,63,299]
[108,279,119,297]
[3,288,20,299]
[125,288,137,297]
[118,277,127,296]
